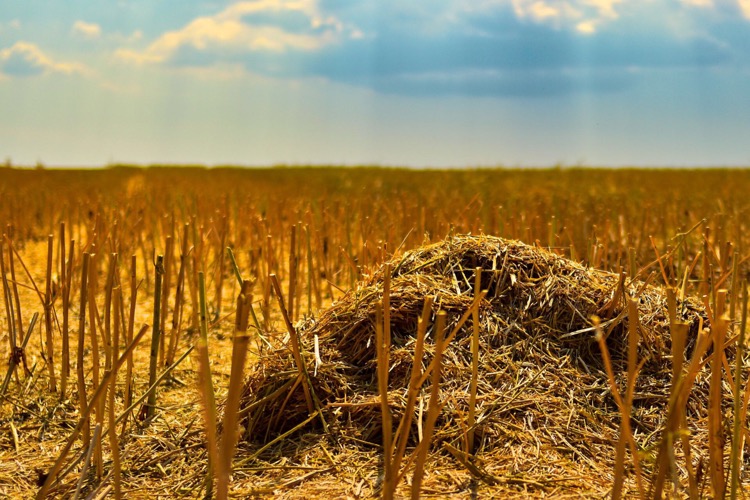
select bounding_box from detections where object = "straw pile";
[240,234,711,484]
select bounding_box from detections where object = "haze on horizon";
[1,0,750,168]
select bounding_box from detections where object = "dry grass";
[242,234,715,497]
[0,166,749,498]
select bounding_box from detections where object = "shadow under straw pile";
[241,234,710,482]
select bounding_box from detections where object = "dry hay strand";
[240,234,712,489]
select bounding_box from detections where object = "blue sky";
[1,0,750,167]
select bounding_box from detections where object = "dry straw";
[241,234,713,494]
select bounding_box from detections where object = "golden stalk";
[652,322,715,497]
[468,267,481,455]
[381,264,393,498]
[708,291,729,498]
[213,215,228,320]
[77,253,91,448]
[43,234,56,392]
[393,297,433,485]
[196,271,219,498]
[108,286,122,499]
[667,288,698,498]
[89,253,104,479]
[159,234,173,368]
[6,231,26,354]
[60,225,72,399]
[216,279,253,500]
[166,223,190,367]
[593,314,644,499]
[288,224,298,323]
[730,281,749,500]
[120,254,138,438]
[411,310,446,500]
[144,255,165,421]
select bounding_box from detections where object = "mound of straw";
[240,234,711,486]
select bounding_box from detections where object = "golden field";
[0,165,749,499]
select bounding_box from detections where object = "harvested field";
[0,167,748,498]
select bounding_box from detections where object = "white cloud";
[509,0,626,32]
[512,0,579,21]
[583,0,621,19]
[0,41,89,77]
[116,0,343,65]
[576,19,597,33]
[72,20,102,39]
[218,0,317,19]
[528,1,561,19]
[739,0,750,18]
[680,0,713,6]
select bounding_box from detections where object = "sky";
[1,0,750,168]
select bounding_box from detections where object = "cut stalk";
[60,227,72,399]
[88,252,104,479]
[288,224,298,323]
[216,279,253,500]
[159,235,173,368]
[708,291,729,498]
[295,222,303,321]
[213,215,228,320]
[166,224,189,367]
[393,297,433,485]
[108,287,122,499]
[0,240,18,387]
[187,225,201,334]
[411,311,446,500]
[196,271,218,498]
[42,234,56,392]
[78,253,91,448]
[594,315,644,499]
[652,323,715,497]
[87,252,101,394]
[145,255,164,421]
[305,224,315,315]
[667,289,697,498]
[104,253,117,371]
[120,255,138,438]
[468,267,481,455]
[7,230,25,353]
[730,281,748,500]
[227,246,243,286]
[377,284,393,499]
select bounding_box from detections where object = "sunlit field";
[1,165,749,498]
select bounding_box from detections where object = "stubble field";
[0,165,749,499]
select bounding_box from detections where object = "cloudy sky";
[1,0,749,167]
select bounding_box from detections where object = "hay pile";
[240,234,711,488]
